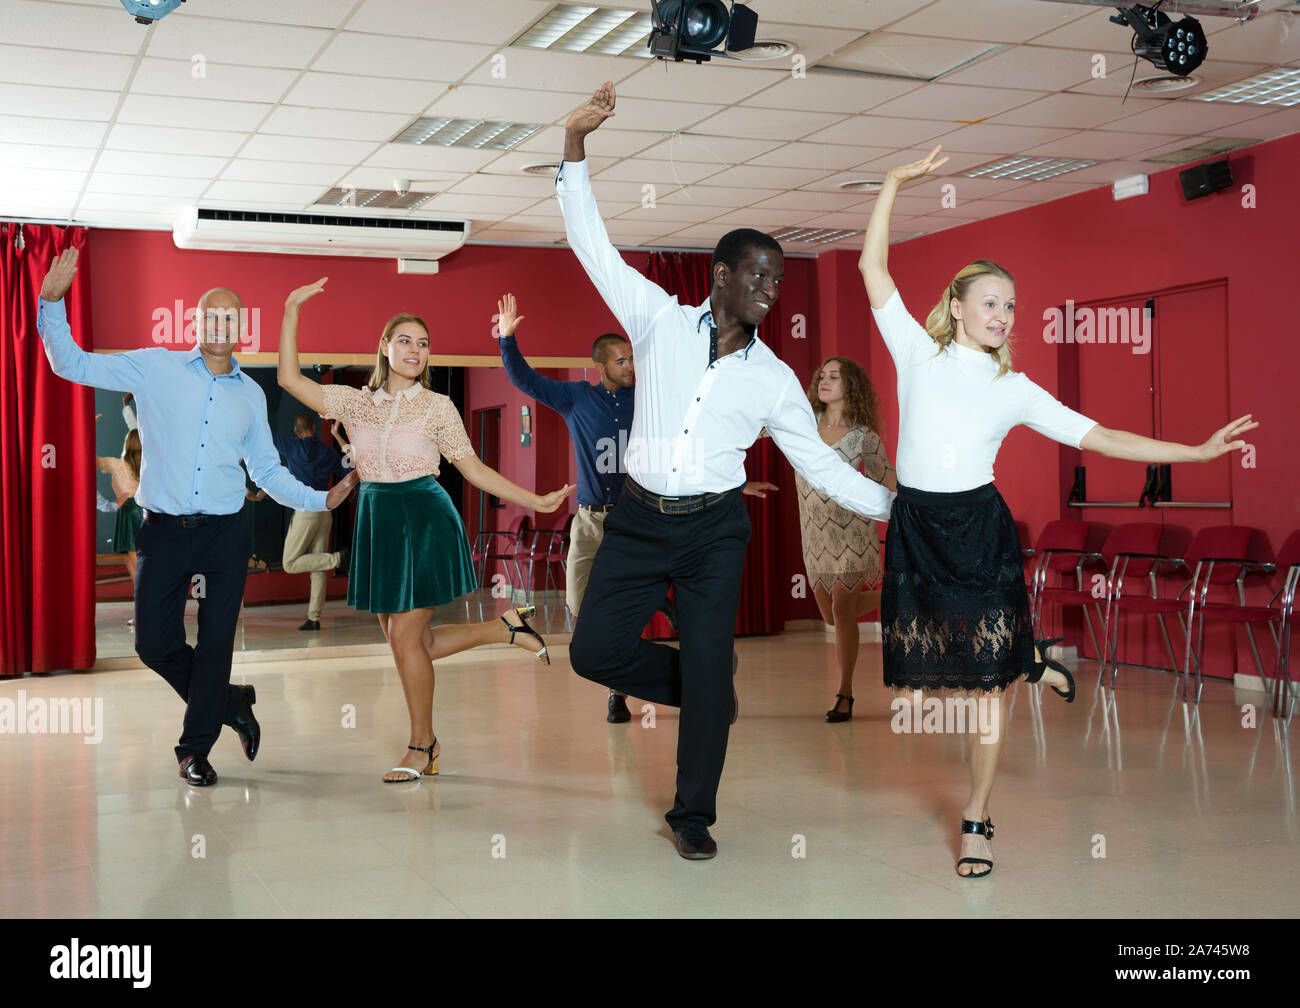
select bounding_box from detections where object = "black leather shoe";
[672,826,717,860]
[335,547,350,574]
[230,684,260,762]
[178,753,217,786]
[607,691,631,724]
[657,597,678,633]
[298,619,320,631]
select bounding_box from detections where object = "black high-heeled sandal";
[1027,637,1075,702]
[384,738,438,783]
[825,694,854,723]
[956,818,994,878]
[501,606,549,665]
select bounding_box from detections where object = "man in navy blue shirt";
[273,413,348,631]
[495,293,638,723]
[37,248,357,787]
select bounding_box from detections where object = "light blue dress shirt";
[37,297,328,516]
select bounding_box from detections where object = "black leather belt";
[623,478,736,516]
[579,503,618,513]
[144,511,233,528]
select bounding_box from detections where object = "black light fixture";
[1109,3,1208,77]
[648,1,758,63]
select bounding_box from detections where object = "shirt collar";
[373,382,423,404]
[696,302,758,360]
[185,342,243,378]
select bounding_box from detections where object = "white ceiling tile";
[891,0,1090,43]
[996,179,1100,201]
[711,207,832,230]
[333,168,466,191]
[518,200,638,221]
[447,173,555,198]
[284,72,449,114]
[1101,98,1288,134]
[514,126,661,158]
[1,1,147,53]
[106,123,248,158]
[261,106,413,143]
[799,210,876,229]
[943,45,1099,91]
[240,135,379,164]
[694,163,837,190]
[800,114,955,148]
[130,58,298,103]
[1227,107,1300,141]
[95,149,229,178]
[463,48,642,92]
[747,142,897,171]
[76,192,195,214]
[84,173,210,199]
[1019,129,1186,159]
[902,175,1042,201]
[616,61,785,106]
[592,178,685,203]
[314,33,495,82]
[424,84,586,125]
[0,115,107,147]
[145,16,332,69]
[0,43,133,91]
[364,144,502,173]
[748,72,920,114]
[176,0,355,28]
[223,160,353,186]
[634,133,772,164]
[871,82,1046,122]
[1204,11,1300,63]
[760,22,878,66]
[751,190,869,213]
[595,159,724,187]
[988,91,1138,129]
[932,121,1075,154]
[609,202,732,223]
[687,106,847,142]
[852,147,990,175]
[821,33,1004,80]
[480,151,613,176]
[676,184,782,205]
[1033,7,1146,53]
[0,143,96,171]
[203,180,329,204]
[1030,158,1156,184]
[750,0,927,31]
[1129,134,1229,161]
[117,94,271,131]
[601,221,678,244]
[419,193,540,215]
[0,192,78,217]
[347,0,552,44]
[1067,59,1274,100]
[0,165,85,189]
[594,95,724,133]
[0,82,120,121]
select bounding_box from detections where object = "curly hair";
[806,356,881,435]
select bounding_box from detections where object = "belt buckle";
[181,515,204,528]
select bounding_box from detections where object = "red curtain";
[0,223,96,676]
[643,252,780,636]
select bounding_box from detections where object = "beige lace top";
[320,383,474,483]
[96,456,140,504]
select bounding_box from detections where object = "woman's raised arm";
[277,277,329,415]
[859,145,948,310]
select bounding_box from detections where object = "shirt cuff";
[555,158,590,193]
[307,489,329,511]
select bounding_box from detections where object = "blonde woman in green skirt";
[277,278,573,783]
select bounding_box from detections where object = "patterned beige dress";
[795,420,893,592]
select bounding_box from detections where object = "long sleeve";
[766,374,893,521]
[37,297,151,392]
[123,402,138,430]
[242,391,328,512]
[871,289,933,370]
[1019,376,1097,448]
[555,159,679,348]
[498,334,576,413]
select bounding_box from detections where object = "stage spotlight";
[1109,4,1207,77]
[121,0,185,26]
[648,1,758,63]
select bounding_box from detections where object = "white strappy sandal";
[383,739,438,783]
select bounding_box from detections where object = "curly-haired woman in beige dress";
[796,357,896,722]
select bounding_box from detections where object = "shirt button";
[684,429,688,434]
[696,397,700,401]
[672,468,677,472]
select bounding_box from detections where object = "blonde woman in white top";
[861,144,1258,879]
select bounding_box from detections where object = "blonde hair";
[367,313,432,391]
[925,260,1016,378]
[122,428,142,481]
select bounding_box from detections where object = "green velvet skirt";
[113,496,143,553]
[348,474,478,614]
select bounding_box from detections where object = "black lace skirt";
[881,483,1033,693]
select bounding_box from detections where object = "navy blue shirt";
[273,433,346,495]
[498,335,633,507]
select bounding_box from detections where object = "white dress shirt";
[873,290,1098,492]
[556,158,893,522]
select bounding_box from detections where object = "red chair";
[1014,519,1035,590]
[1098,523,1185,689]
[1180,525,1278,703]
[472,514,531,593]
[520,513,573,600]
[1270,532,1300,717]
[1028,519,1105,657]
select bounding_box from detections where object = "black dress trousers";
[569,486,750,831]
[133,511,251,760]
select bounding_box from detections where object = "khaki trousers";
[281,509,338,621]
[565,508,607,618]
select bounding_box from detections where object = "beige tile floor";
[3,628,1298,918]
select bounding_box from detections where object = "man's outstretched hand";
[326,470,360,509]
[564,81,615,162]
[40,248,79,303]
